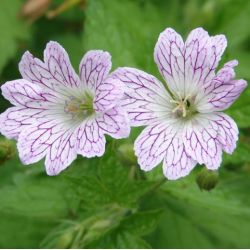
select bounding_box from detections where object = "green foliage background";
[0,0,250,248]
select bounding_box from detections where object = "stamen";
[182,105,187,117]
[170,100,179,104]
[172,105,180,113]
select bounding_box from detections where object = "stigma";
[170,92,193,118]
[65,98,81,114]
[64,94,94,119]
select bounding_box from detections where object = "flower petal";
[94,75,124,112]
[184,28,227,94]
[0,107,44,139]
[45,130,77,176]
[183,114,222,170]
[134,120,196,180]
[162,136,197,180]
[43,41,81,88]
[76,118,106,157]
[201,60,247,111]
[135,122,175,172]
[1,79,55,107]
[19,41,80,91]
[154,28,185,96]
[17,118,77,175]
[154,27,227,97]
[210,113,238,154]
[79,50,111,91]
[185,28,227,69]
[113,67,172,127]
[97,106,130,139]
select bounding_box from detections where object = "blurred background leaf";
[0,0,30,72]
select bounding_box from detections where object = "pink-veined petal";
[200,60,247,111]
[184,28,227,95]
[94,75,124,112]
[0,107,45,139]
[154,28,227,97]
[44,130,77,176]
[210,34,227,63]
[210,113,239,154]
[43,41,81,88]
[135,122,175,172]
[183,114,223,170]
[17,118,77,175]
[76,118,106,157]
[163,136,197,180]
[1,79,55,107]
[79,50,111,91]
[19,42,80,91]
[97,106,130,139]
[113,67,172,127]
[134,119,196,179]
[154,28,185,96]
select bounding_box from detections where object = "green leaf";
[0,156,70,248]
[90,231,151,249]
[147,199,215,248]
[121,210,163,236]
[223,132,250,166]
[0,0,30,72]
[148,172,250,248]
[65,153,154,208]
[0,212,55,248]
[0,176,70,218]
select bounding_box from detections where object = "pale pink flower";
[0,42,130,175]
[114,28,247,180]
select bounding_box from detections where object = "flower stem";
[146,177,168,195]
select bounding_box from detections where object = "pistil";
[64,93,94,119]
[170,92,191,118]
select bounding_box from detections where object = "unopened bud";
[0,139,15,165]
[55,230,74,249]
[117,143,137,166]
[91,219,111,231]
[196,168,219,191]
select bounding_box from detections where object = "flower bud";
[117,143,137,166]
[81,219,112,246]
[0,139,15,165]
[90,219,111,231]
[55,230,74,249]
[196,168,219,191]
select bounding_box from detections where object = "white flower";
[114,28,247,180]
[0,42,130,175]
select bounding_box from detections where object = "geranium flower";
[0,42,130,175]
[114,28,247,180]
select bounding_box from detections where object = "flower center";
[170,92,197,119]
[64,92,94,120]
